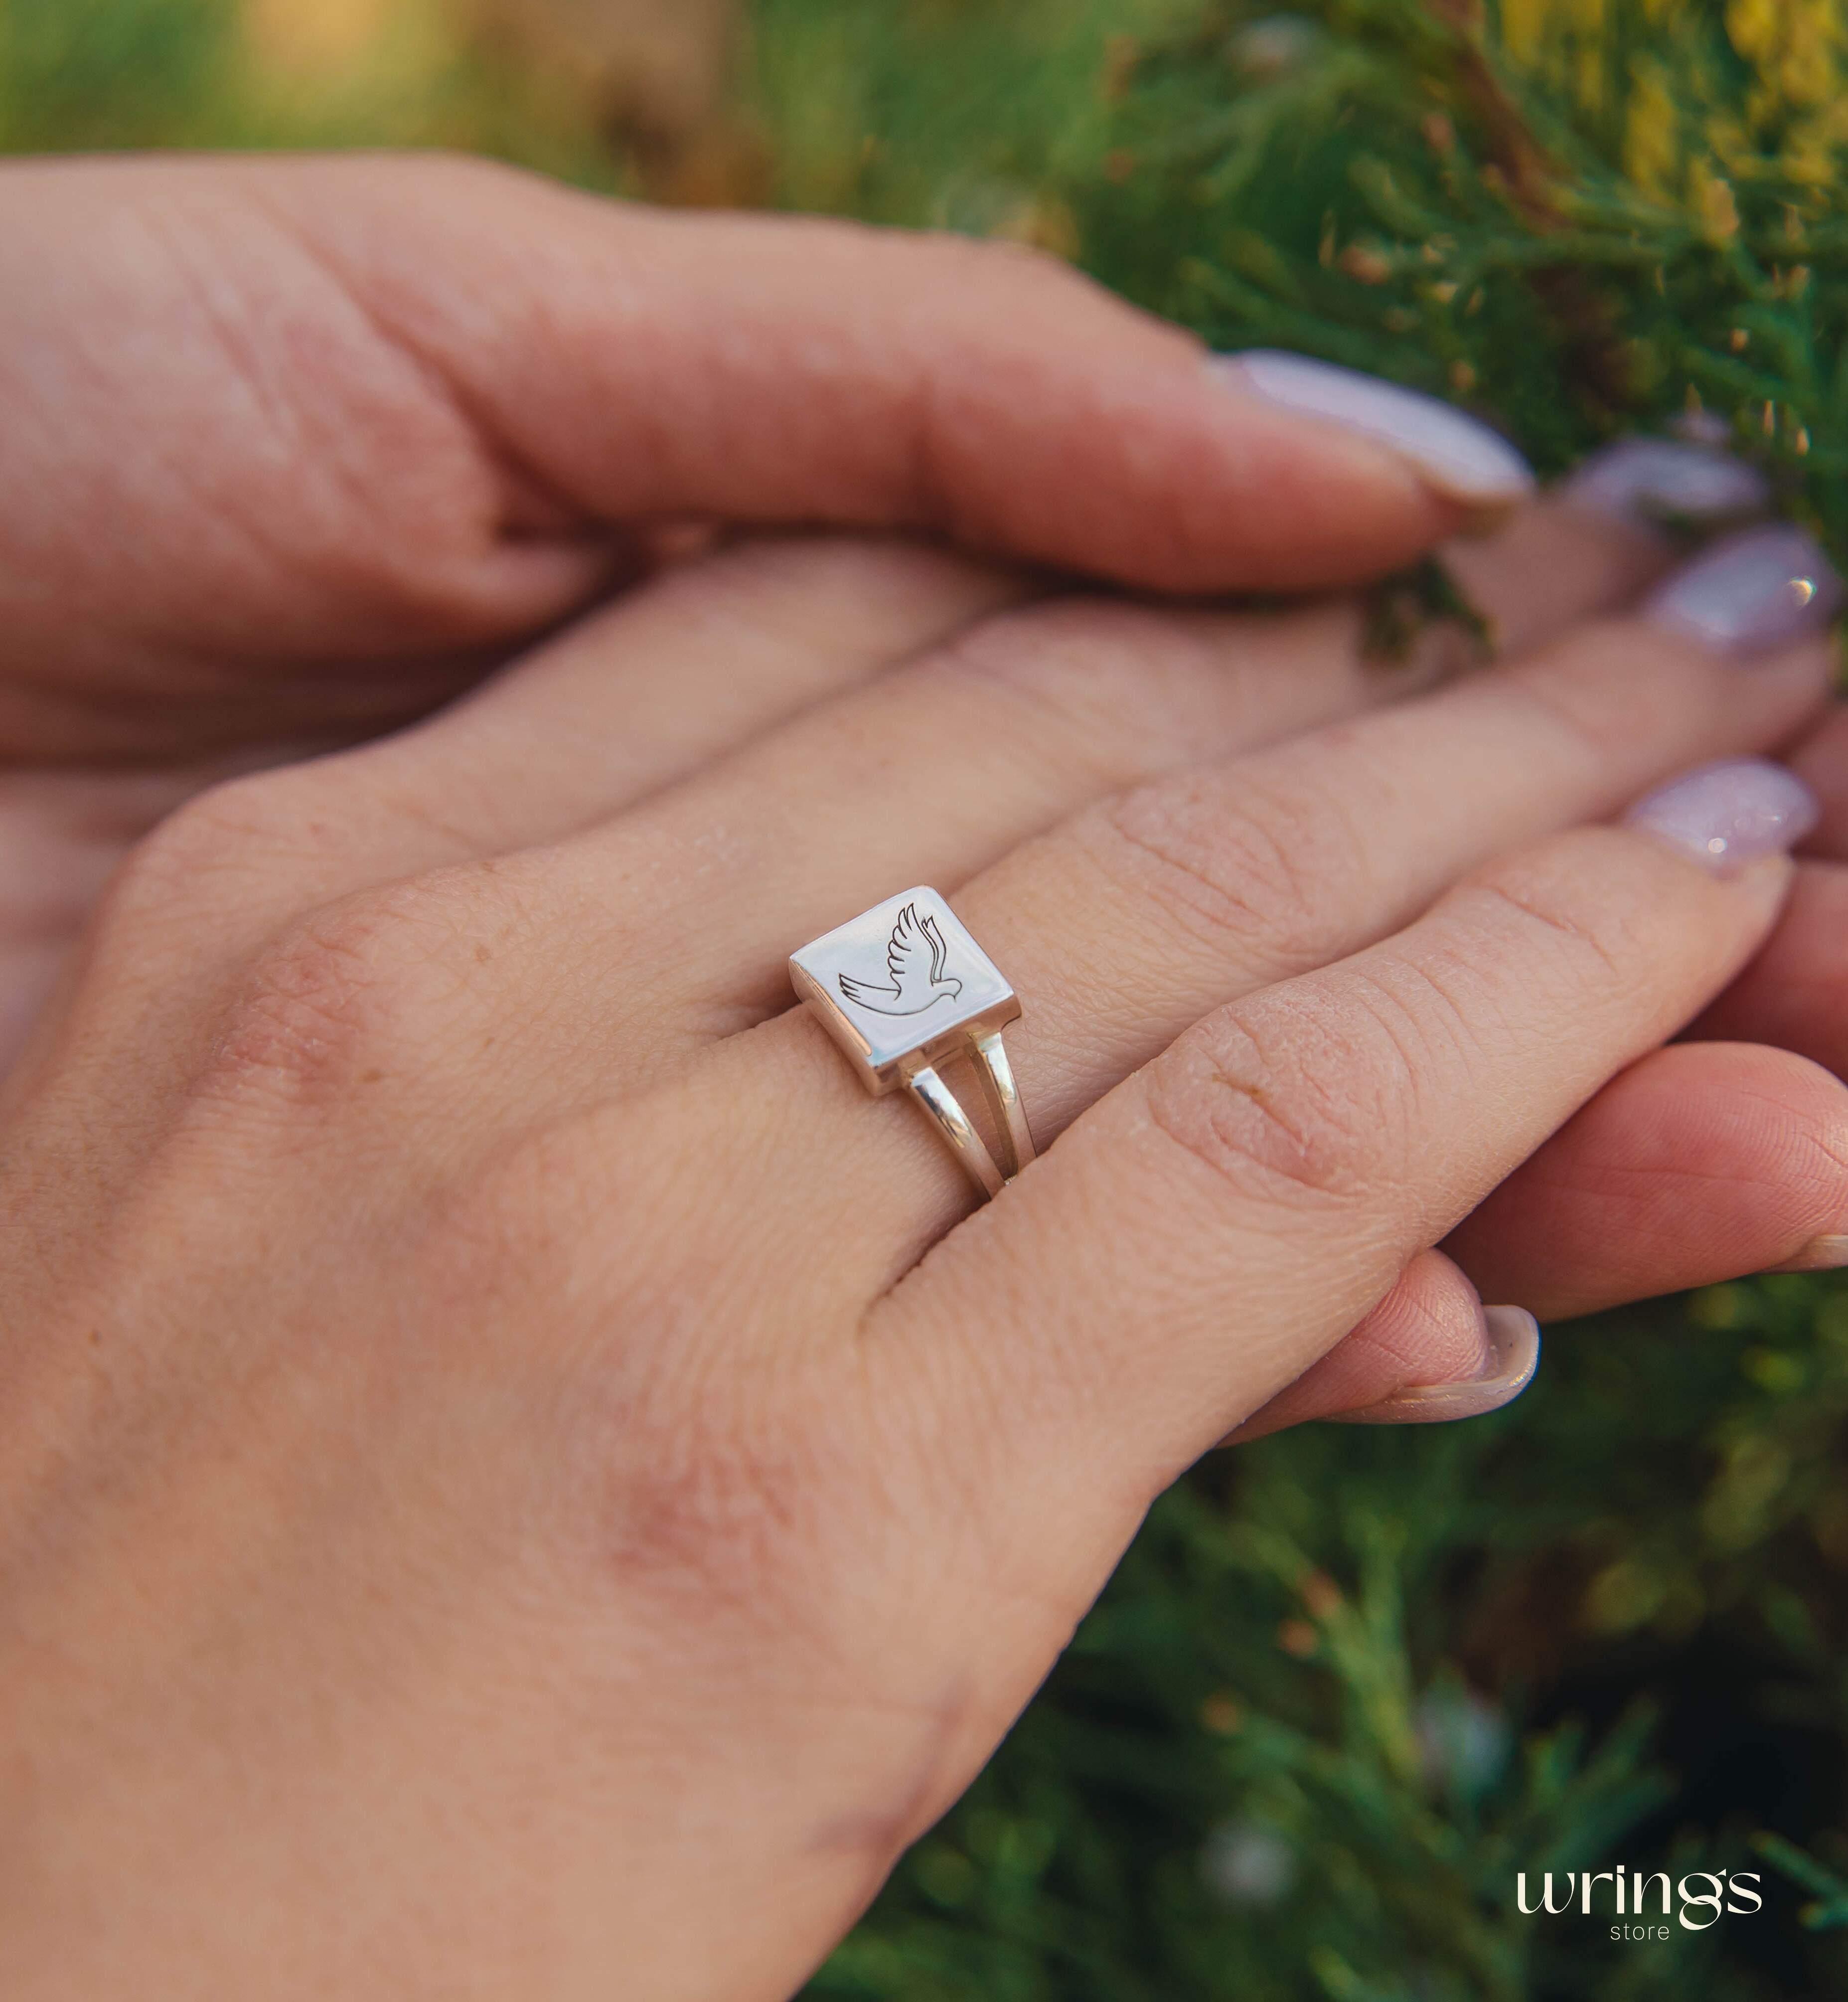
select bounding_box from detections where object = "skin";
[1,155,1846,1996]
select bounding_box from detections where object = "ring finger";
[645,523,1839,1304]
[183,483,1673,1151]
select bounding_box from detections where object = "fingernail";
[1561,437,1770,533]
[1642,523,1844,656]
[1768,1233,1848,1273]
[1326,1307,1540,1425]
[1625,757,1819,873]
[1219,350,1535,505]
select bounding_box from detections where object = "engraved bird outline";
[837,902,963,1016]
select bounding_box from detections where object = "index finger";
[2,154,1532,728]
[254,157,1528,589]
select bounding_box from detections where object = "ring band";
[789,887,1035,1199]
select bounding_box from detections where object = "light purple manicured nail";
[1625,757,1819,872]
[1562,437,1770,531]
[1219,349,1535,504]
[1327,1308,1540,1425]
[1643,524,1844,656]
[1768,1233,1848,1273]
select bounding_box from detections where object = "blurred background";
[6,1,1848,1995]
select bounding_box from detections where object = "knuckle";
[1456,853,1639,993]
[194,871,498,1115]
[1089,767,1357,971]
[1342,952,1487,1096]
[203,914,418,1113]
[926,610,1139,773]
[930,598,1221,765]
[1144,1001,1394,1207]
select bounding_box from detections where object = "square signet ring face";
[789,887,1033,1200]
[789,887,1019,1091]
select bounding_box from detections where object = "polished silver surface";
[906,1063,1006,1199]
[791,886,1035,1199]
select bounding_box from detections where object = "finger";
[132,427,1687,924]
[7,156,1526,747]
[1,536,1021,1081]
[1791,702,1848,855]
[46,450,1671,1133]
[149,491,1688,1153]
[585,483,1674,1004]
[175,476,1673,955]
[656,547,1834,1315]
[874,805,1806,1492]
[1217,1250,1539,1444]
[488,444,1721,1009]
[1687,860,1848,1081]
[1444,1040,1848,1316]
[20,535,1025,1056]
[22,487,1647,1143]
[156,533,1032,907]
[1233,987,1848,1412]
[592,521,1816,1059]
[356,536,1031,855]
[260,161,1521,588]
[353,470,1656,869]
[70,477,1625,1042]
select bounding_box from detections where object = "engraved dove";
[837,902,963,1016]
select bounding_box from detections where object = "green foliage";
[1755,1831,1848,1931]
[817,1280,1848,1999]
[1073,0,1848,531]
[756,0,1188,235]
[0,0,237,150]
[5,2,1848,1994]
[0,0,626,186]
[760,0,1848,553]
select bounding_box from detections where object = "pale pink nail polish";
[1562,437,1769,532]
[1326,1307,1540,1425]
[1218,350,1535,504]
[1624,758,1819,873]
[1643,524,1844,656]
[1768,1234,1848,1273]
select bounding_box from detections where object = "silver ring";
[790,886,1034,1199]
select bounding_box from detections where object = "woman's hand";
[1,408,1841,1993]
[4,152,1848,1997]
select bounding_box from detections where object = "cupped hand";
[2,358,1844,1992]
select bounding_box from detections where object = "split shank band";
[789,886,1034,1199]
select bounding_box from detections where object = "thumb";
[1219,1250,1540,1445]
[4,151,1532,758]
[249,154,1529,593]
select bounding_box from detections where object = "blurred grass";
[5,2,1848,1995]
[0,0,627,182]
